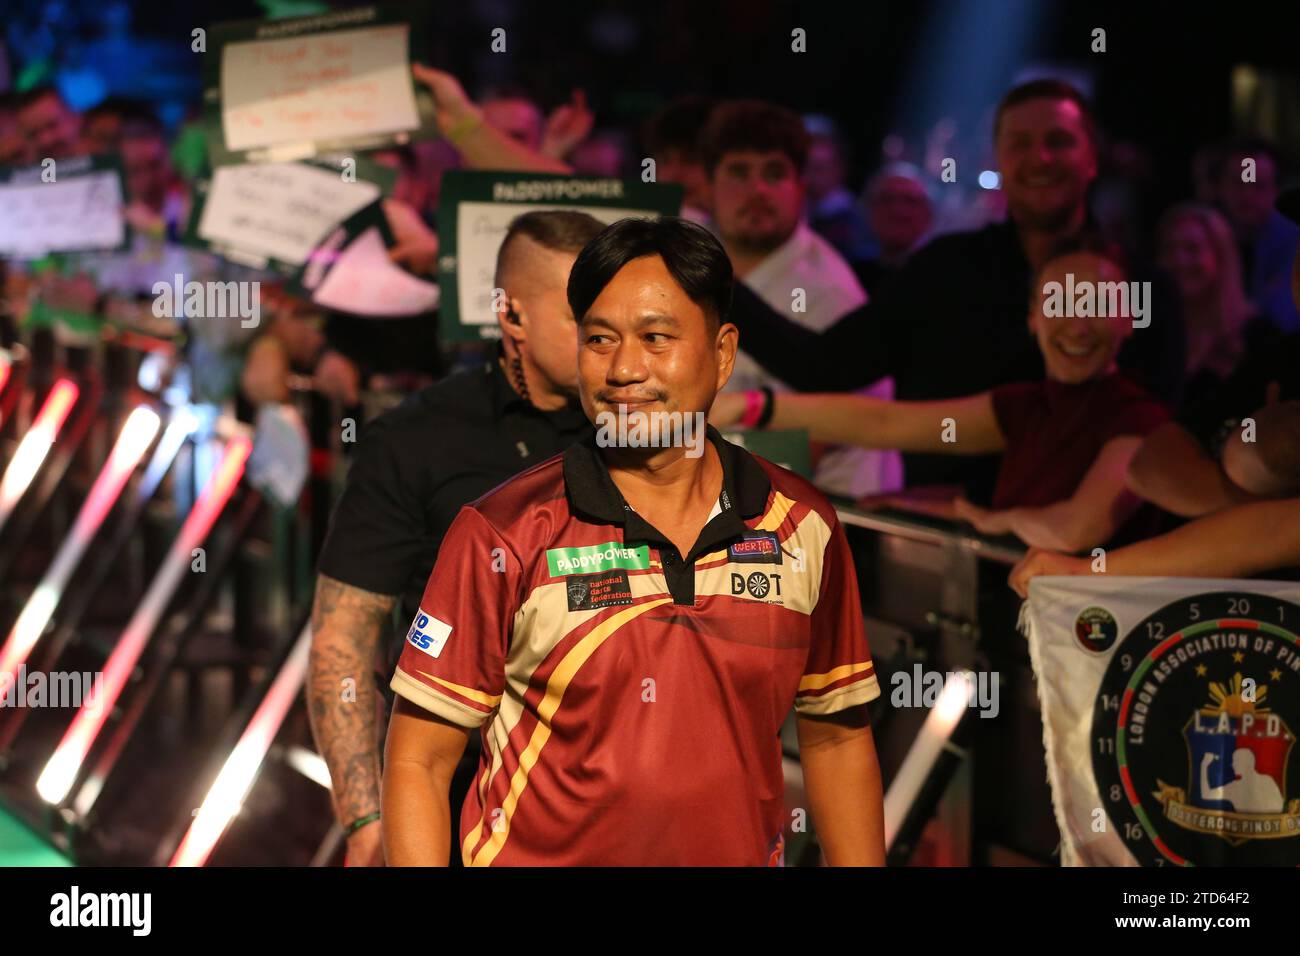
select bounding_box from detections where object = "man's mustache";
[597,391,668,404]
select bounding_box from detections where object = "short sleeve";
[317,416,426,597]
[795,515,880,716]
[390,507,518,728]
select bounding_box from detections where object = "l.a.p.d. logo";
[1092,592,1300,865]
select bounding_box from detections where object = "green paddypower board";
[437,171,683,343]
[719,428,812,480]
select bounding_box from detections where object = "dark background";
[3,0,1297,203]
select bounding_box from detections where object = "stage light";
[0,406,160,686]
[284,746,331,790]
[0,379,79,535]
[170,625,312,867]
[36,435,252,806]
[884,670,974,850]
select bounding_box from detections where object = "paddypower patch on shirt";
[546,541,651,577]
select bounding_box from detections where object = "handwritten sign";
[194,162,381,269]
[220,24,419,155]
[437,172,683,341]
[0,160,126,258]
[203,6,435,166]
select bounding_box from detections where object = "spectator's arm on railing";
[957,435,1143,552]
[1009,495,1300,598]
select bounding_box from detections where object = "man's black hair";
[84,96,158,128]
[698,99,810,176]
[495,209,608,288]
[994,78,1097,149]
[567,216,733,328]
[14,84,68,113]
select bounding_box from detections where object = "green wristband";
[446,112,484,146]
[346,811,381,835]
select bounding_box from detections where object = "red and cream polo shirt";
[392,425,878,865]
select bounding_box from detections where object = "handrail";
[834,503,1026,567]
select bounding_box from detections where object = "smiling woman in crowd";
[712,242,1170,552]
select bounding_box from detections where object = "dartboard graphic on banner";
[1023,577,1300,867]
[1090,592,1300,866]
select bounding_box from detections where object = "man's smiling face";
[996,97,1097,231]
[577,254,735,432]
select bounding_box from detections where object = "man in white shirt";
[701,101,900,498]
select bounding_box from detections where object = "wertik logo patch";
[728,531,782,565]
[547,541,650,577]
[406,609,453,658]
[566,569,633,611]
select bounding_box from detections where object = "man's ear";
[715,321,739,392]
[499,297,527,346]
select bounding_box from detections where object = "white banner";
[1023,575,1300,866]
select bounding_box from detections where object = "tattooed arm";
[308,573,398,866]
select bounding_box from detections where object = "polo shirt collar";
[487,351,526,416]
[562,423,772,551]
[488,349,588,428]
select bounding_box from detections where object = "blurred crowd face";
[17,90,82,160]
[481,97,544,151]
[1217,151,1278,236]
[996,97,1097,231]
[1158,214,1219,304]
[656,148,711,211]
[498,236,583,394]
[803,138,844,202]
[868,174,932,255]
[121,134,172,211]
[0,109,22,164]
[711,149,804,255]
[577,255,732,428]
[569,136,624,178]
[1030,252,1131,384]
[82,112,124,155]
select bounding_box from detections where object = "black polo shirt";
[317,353,592,664]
